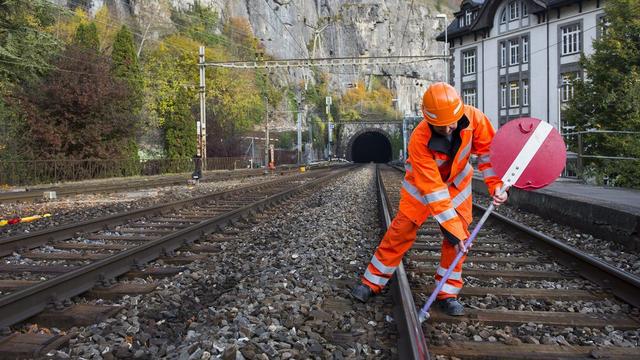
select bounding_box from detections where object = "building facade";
[437,0,607,130]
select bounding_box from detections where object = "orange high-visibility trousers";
[361,210,467,300]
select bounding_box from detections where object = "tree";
[95,5,118,52]
[0,0,60,160]
[17,45,137,160]
[74,22,99,50]
[111,25,143,162]
[0,0,59,85]
[564,0,640,187]
[163,86,196,159]
[112,25,143,108]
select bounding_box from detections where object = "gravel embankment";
[474,192,640,276]
[0,175,281,239]
[46,165,395,359]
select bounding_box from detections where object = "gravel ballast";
[473,192,640,276]
[47,165,394,359]
[0,174,284,239]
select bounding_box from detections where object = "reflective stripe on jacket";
[400,105,502,241]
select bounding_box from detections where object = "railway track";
[0,165,354,358]
[0,166,308,203]
[377,164,640,359]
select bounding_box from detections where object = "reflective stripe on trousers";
[434,279,461,295]
[436,266,462,281]
[370,254,396,275]
[364,268,389,286]
[405,162,413,173]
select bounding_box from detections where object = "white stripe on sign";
[501,121,553,190]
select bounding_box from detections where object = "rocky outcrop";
[112,0,452,116]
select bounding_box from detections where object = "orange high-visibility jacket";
[400,105,502,242]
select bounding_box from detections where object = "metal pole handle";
[418,186,507,322]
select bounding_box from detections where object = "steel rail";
[376,165,429,360]
[0,169,332,257]
[390,164,640,308]
[0,166,355,329]
[474,202,640,309]
[0,168,302,203]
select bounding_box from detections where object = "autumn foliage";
[17,46,137,160]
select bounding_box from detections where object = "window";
[522,37,529,63]
[522,79,529,106]
[459,16,464,27]
[500,84,507,109]
[561,24,581,55]
[500,9,507,24]
[561,73,578,102]
[598,16,610,37]
[463,88,477,107]
[500,42,507,67]
[509,1,520,21]
[522,1,528,16]
[509,40,519,65]
[463,50,476,75]
[465,11,472,26]
[510,81,520,107]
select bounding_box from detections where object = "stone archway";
[346,128,393,163]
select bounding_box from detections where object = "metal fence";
[562,130,640,183]
[0,157,250,186]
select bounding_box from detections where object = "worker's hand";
[492,191,508,206]
[455,238,471,254]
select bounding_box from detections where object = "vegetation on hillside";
[0,0,401,168]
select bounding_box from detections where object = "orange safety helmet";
[422,82,465,126]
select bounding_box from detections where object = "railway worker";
[351,82,508,316]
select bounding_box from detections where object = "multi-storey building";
[437,0,607,129]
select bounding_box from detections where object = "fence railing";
[562,130,640,184]
[0,157,250,186]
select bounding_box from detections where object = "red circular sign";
[490,117,566,190]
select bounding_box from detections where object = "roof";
[436,0,583,42]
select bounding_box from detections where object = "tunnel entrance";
[350,131,393,163]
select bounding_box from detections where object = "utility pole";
[307,104,313,164]
[326,96,332,160]
[297,111,302,165]
[198,46,207,168]
[264,97,270,168]
[402,114,408,160]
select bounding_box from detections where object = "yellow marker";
[0,220,8,227]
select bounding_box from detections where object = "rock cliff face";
[68,0,453,116]
[182,0,452,115]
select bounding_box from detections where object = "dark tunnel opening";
[351,131,393,163]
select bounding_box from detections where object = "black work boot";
[351,284,373,303]
[436,298,465,316]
